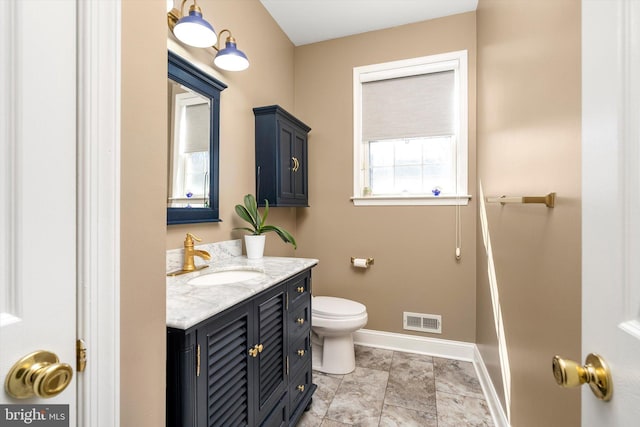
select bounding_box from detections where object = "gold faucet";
[167,233,211,277]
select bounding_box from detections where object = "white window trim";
[352,50,469,206]
[170,92,210,202]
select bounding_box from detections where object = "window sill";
[351,195,471,206]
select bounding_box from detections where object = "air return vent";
[403,312,442,334]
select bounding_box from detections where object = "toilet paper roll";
[352,258,369,268]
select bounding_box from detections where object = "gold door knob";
[297,384,305,392]
[552,353,613,401]
[296,318,305,325]
[297,349,305,357]
[5,351,73,399]
[296,286,304,293]
[256,344,264,353]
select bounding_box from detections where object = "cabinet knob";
[296,318,305,325]
[248,344,264,358]
[297,349,305,357]
[296,286,305,293]
[297,384,305,392]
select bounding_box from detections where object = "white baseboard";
[353,329,509,427]
[473,346,510,427]
[353,328,476,360]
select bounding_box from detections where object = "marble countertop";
[167,256,318,330]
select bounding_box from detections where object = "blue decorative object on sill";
[432,187,442,196]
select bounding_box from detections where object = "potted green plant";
[234,194,297,258]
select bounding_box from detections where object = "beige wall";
[475,1,582,426]
[121,0,168,425]
[294,13,478,342]
[165,0,298,257]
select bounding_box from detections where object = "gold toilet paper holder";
[350,257,374,267]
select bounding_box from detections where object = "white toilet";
[311,296,368,375]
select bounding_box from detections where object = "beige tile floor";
[297,345,494,427]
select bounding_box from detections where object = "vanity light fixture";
[167,0,250,71]
[213,29,250,71]
[168,0,217,48]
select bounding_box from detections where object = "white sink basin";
[187,269,265,286]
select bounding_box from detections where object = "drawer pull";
[297,384,305,392]
[296,318,305,325]
[296,286,304,293]
[297,349,305,357]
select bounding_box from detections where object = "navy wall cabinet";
[254,105,311,207]
[167,270,315,427]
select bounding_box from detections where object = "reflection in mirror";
[168,80,211,208]
[167,51,226,224]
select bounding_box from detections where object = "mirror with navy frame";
[167,51,226,224]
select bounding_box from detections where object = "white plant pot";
[245,235,266,259]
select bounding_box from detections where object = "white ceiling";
[259,0,478,46]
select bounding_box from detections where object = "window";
[353,51,469,206]
[169,92,211,208]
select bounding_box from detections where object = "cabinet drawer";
[287,274,310,308]
[288,362,312,414]
[289,333,311,375]
[289,303,310,342]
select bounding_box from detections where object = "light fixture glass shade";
[173,8,217,48]
[213,39,249,71]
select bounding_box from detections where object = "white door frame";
[77,1,121,426]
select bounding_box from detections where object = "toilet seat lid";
[312,296,366,317]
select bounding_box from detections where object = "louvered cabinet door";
[199,304,254,427]
[254,286,288,425]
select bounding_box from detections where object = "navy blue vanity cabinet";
[286,272,316,426]
[167,327,198,426]
[253,105,311,207]
[166,268,315,427]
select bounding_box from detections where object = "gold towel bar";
[486,192,556,208]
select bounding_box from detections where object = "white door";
[0,0,78,423]
[582,0,640,424]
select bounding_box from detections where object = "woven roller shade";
[183,103,210,153]
[362,70,455,141]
